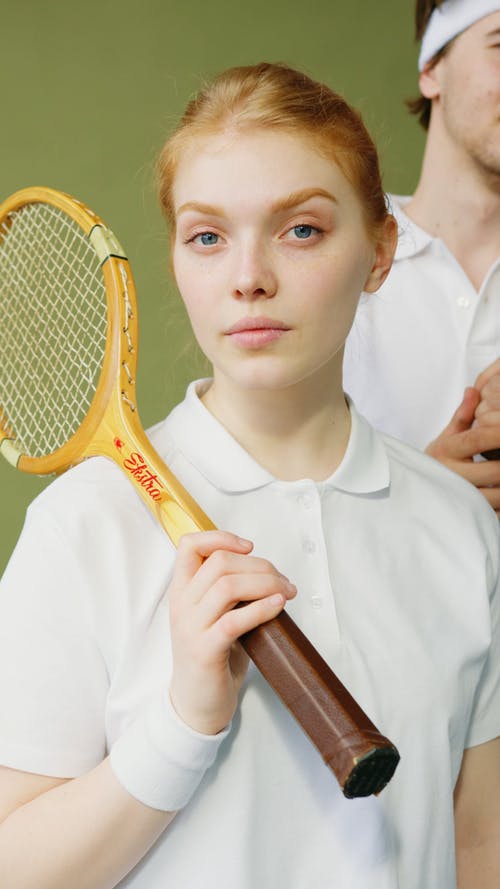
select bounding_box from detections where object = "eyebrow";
[176,200,226,217]
[176,188,337,219]
[486,26,500,38]
[270,188,338,214]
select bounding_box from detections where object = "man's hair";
[414,0,443,39]
[406,0,445,130]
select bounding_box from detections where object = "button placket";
[302,537,317,555]
[297,491,314,510]
[294,485,339,635]
[296,487,322,609]
[310,593,324,610]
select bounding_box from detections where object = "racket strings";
[0,203,107,457]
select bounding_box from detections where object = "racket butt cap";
[338,745,400,799]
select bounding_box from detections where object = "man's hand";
[474,359,500,460]
[425,385,500,514]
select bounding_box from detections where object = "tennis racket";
[0,186,399,798]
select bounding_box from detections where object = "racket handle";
[240,610,400,798]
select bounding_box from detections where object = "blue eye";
[293,224,314,239]
[197,232,219,246]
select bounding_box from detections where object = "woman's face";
[172,128,394,394]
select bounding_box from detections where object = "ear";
[363,215,398,294]
[418,59,442,101]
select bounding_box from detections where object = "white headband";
[418,0,500,70]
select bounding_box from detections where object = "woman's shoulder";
[22,414,181,575]
[26,406,182,531]
[28,454,148,529]
[1,445,177,648]
[22,384,216,560]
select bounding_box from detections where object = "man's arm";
[454,737,500,889]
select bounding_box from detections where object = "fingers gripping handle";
[113,432,400,797]
[241,610,400,798]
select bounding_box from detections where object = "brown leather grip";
[482,448,500,460]
[241,610,400,798]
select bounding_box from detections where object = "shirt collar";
[157,381,390,496]
[326,399,391,494]
[388,194,434,261]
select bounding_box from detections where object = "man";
[344,0,500,513]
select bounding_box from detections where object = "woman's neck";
[200,368,351,483]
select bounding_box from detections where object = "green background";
[0,0,423,573]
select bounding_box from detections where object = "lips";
[224,317,291,348]
[225,316,290,335]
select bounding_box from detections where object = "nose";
[232,240,278,300]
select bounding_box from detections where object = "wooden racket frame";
[0,186,212,544]
[0,187,400,798]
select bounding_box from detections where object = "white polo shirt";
[0,381,499,888]
[344,196,500,450]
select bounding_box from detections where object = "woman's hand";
[168,530,297,736]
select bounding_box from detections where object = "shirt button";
[311,594,324,609]
[302,538,317,554]
[298,492,314,509]
[457,296,470,309]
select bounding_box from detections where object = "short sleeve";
[0,503,109,777]
[464,532,500,749]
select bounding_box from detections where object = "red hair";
[157,62,389,241]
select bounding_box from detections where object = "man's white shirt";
[344,195,500,450]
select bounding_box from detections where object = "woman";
[0,63,499,889]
